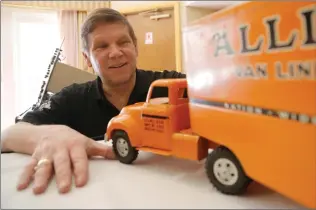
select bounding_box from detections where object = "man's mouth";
[109,63,127,68]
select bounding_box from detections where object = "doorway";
[121,3,182,72]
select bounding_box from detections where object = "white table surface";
[1,141,306,209]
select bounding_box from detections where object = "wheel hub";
[213,158,239,186]
[116,137,129,157]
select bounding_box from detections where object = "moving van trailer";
[106,1,316,208]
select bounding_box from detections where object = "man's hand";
[16,125,115,194]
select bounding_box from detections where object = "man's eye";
[95,44,108,49]
[119,40,130,45]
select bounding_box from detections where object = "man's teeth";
[111,63,125,68]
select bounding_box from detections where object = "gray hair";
[80,8,137,53]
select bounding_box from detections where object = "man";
[1,8,185,195]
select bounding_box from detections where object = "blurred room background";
[1,0,244,131]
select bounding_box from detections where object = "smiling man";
[1,8,185,195]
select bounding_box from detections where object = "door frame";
[111,1,183,73]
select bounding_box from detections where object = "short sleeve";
[20,86,73,126]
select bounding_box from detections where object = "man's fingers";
[17,158,37,190]
[32,160,53,194]
[88,141,116,159]
[69,146,88,187]
[53,150,72,193]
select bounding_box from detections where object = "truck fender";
[106,116,141,147]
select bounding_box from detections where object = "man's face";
[84,22,138,86]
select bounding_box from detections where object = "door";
[141,86,171,150]
[125,8,176,71]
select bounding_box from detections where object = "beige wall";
[180,2,217,73]
[108,1,231,74]
[180,2,217,27]
[109,1,217,73]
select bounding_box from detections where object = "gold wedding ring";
[34,158,51,171]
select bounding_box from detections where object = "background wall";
[180,2,217,73]
[108,1,237,73]
[1,1,243,130]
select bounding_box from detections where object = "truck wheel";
[205,146,252,195]
[112,130,139,164]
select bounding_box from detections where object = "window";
[149,86,169,105]
[1,6,60,131]
[177,88,188,99]
[174,87,188,105]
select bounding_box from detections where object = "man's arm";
[1,84,115,195]
[1,86,73,154]
[1,122,67,154]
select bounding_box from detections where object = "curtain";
[58,10,94,73]
[1,6,60,131]
[1,6,16,131]
[2,1,111,11]
[58,10,79,68]
[77,11,91,72]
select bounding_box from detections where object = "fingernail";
[76,177,82,187]
[59,181,67,189]
[17,177,31,190]
[76,176,85,187]
[108,152,116,159]
[33,186,44,194]
[59,181,69,193]
[17,183,26,191]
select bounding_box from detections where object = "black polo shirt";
[21,69,186,140]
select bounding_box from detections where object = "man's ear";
[82,51,92,68]
[135,45,138,57]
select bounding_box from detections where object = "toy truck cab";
[107,77,253,192]
[106,78,204,163]
[107,77,253,196]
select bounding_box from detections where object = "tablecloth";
[1,142,305,209]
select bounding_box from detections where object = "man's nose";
[108,45,123,58]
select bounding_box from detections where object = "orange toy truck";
[106,1,316,209]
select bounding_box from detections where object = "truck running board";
[138,147,172,156]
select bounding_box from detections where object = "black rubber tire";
[205,146,252,195]
[111,130,138,164]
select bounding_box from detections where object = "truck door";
[141,86,171,151]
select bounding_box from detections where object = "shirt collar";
[93,69,150,103]
[93,76,106,100]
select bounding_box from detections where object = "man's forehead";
[92,33,130,43]
[90,22,129,40]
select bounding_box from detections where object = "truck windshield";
[149,86,169,105]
